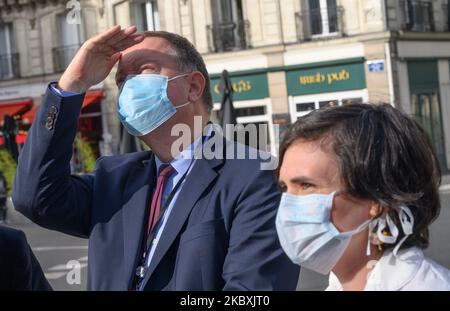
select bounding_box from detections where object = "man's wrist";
[58,76,88,94]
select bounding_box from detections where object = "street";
[3,188,450,291]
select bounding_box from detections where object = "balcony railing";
[206,20,251,53]
[0,53,20,80]
[295,6,344,42]
[401,0,435,32]
[52,44,81,73]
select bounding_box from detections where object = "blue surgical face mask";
[117,73,191,136]
[275,191,371,274]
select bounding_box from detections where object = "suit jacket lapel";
[142,155,224,285]
[122,153,157,289]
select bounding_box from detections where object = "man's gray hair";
[143,31,213,112]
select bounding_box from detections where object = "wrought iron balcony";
[52,44,81,73]
[0,53,20,80]
[295,6,344,42]
[401,0,435,32]
[206,20,251,53]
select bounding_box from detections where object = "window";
[404,0,435,32]
[308,0,339,36]
[289,90,368,121]
[134,0,160,32]
[208,0,249,52]
[211,100,276,154]
[53,14,85,72]
[0,23,18,80]
[411,92,447,168]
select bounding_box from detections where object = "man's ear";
[187,71,205,102]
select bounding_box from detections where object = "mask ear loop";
[168,73,192,109]
[367,205,398,256]
[392,204,414,256]
[173,101,191,109]
[367,220,377,256]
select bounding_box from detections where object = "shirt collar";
[154,124,213,175]
[326,247,424,291]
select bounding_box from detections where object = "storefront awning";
[21,105,39,125]
[82,90,103,110]
[0,98,33,125]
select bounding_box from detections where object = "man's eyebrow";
[290,176,317,185]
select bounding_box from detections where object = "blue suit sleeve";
[221,161,300,290]
[49,83,81,97]
[12,84,93,238]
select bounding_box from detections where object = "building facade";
[1,0,450,169]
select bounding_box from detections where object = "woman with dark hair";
[276,103,450,290]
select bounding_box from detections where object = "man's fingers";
[92,25,123,44]
[108,52,122,68]
[106,26,138,46]
[114,34,145,51]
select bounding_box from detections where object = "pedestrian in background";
[276,103,450,290]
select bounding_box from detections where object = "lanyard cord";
[134,131,208,288]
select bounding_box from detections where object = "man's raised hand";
[58,25,144,93]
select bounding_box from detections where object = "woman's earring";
[370,231,383,252]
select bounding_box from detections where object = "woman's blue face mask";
[117,73,191,136]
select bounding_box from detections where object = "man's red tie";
[147,164,175,235]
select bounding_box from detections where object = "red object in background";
[82,90,103,110]
[0,132,27,145]
[0,99,33,125]
[20,90,104,125]
[21,105,39,125]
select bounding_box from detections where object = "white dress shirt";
[141,125,212,276]
[326,247,450,291]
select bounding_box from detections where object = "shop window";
[319,100,339,108]
[342,98,363,105]
[292,95,364,120]
[211,103,273,153]
[233,121,270,152]
[296,102,315,115]
[234,106,266,118]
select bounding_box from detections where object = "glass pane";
[0,24,9,55]
[296,102,315,112]
[327,0,338,33]
[59,14,82,46]
[309,0,321,10]
[411,92,447,168]
[234,121,270,151]
[319,100,338,108]
[342,98,363,105]
[234,106,266,118]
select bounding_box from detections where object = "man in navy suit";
[0,225,51,290]
[12,26,299,290]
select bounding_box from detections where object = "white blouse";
[326,247,450,291]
